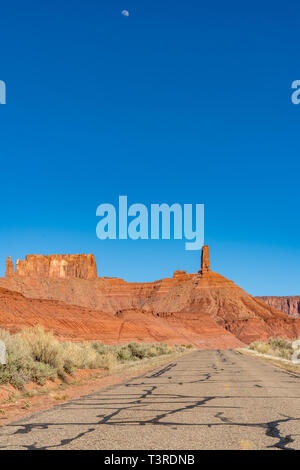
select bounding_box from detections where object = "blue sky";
[0,0,299,295]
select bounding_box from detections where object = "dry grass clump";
[0,327,187,389]
[114,342,173,361]
[0,328,57,389]
[249,337,295,360]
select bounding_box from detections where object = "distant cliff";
[257,296,300,318]
[5,254,97,280]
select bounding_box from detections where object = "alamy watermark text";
[291,80,300,105]
[0,80,6,104]
[96,196,204,251]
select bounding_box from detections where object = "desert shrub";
[147,346,161,357]
[249,337,294,360]
[268,338,291,349]
[116,345,132,361]
[267,338,293,359]
[19,327,63,370]
[126,342,160,360]
[0,329,57,389]
[98,352,117,371]
[91,342,108,355]
[127,342,148,360]
[115,342,180,362]
[61,342,100,370]
[0,329,11,344]
[249,341,270,355]
[25,362,57,386]
[0,327,189,389]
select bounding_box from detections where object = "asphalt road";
[0,350,299,450]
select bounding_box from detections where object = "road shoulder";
[238,348,300,376]
[0,350,191,426]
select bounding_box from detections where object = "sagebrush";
[249,337,296,360]
[0,327,187,389]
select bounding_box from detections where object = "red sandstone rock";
[5,257,14,277]
[12,254,97,280]
[257,296,300,318]
[0,246,299,346]
[0,288,244,348]
[173,270,187,278]
[199,245,210,274]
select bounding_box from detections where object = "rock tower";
[199,245,211,275]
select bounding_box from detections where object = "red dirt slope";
[0,287,244,348]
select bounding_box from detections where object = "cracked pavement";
[0,350,299,450]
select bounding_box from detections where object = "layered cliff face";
[257,296,300,318]
[0,288,244,348]
[0,247,299,346]
[6,254,97,280]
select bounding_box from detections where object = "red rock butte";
[0,247,299,348]
[6,254,97,280]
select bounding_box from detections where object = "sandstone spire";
[5,256,14,277]
[200,245,210,275]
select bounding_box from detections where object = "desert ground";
[0,350,299,450]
